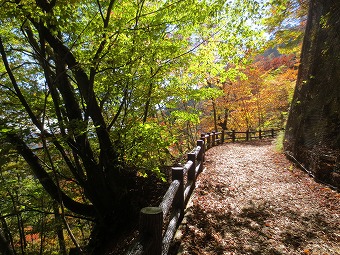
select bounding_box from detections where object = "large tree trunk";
[284,0,340,189]
[0,228,15,255]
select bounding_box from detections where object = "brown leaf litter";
[169,139,340,255]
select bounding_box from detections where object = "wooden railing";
[126,128,281,255]
[224,128,282,142]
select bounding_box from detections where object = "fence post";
[271,128,275,137]
[139,207,163,255]
[212,131,216,147]
[200,134,206,152]
[221,130,225,144]
[206,132,211,149]
[246,130,249,141]
[259,129,262,139]
[232,130,235,143]
[172,167,184,223]
[197,140,204,172]
[187,152,196,183]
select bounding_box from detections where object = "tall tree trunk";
[0,218,15,255]
[218,108,229,130]
[53,202,67,255]
[143,83,153,124]
[0,228,15,255]
[284,0,340,187]
[212,99,218,131]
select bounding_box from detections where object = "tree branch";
[0,208,94,221]
[31,21,124,186]
[35,0,56,12]
[6,133,96,218]
[0,36,43,131]
[107,89,127,131]
[0,228,14,255]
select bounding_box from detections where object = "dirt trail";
[170,139,340,255]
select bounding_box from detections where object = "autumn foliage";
[200,53,298,132]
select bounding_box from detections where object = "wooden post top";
[141,207,163,215]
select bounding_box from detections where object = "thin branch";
[69,12,99,53]
[107,92,126,131]
[89,0,117,82]
[125,0,185,25]
[96,0,105,23]
[5,133,96,217]
[0,83,17,96]
[104,0,116,27]
[42,134,84,253]
[0,208,94,222]
[0,36,43,131]
[0,62,37,79]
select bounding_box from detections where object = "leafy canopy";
[0,0,272,253]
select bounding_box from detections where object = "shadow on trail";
[170,200,338,255]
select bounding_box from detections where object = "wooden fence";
[126,128,282,255]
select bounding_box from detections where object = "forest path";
[170,139,340,255]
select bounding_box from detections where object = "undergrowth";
[274,130,285,152]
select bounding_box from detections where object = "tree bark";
[284,0,340,187]
[0,228,15,255]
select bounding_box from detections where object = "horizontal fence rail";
[224,128,281,143]
[126,128,281,255]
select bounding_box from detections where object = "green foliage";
[0,0,272,252]
[171,110,200,125]
[123,122,174,180]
